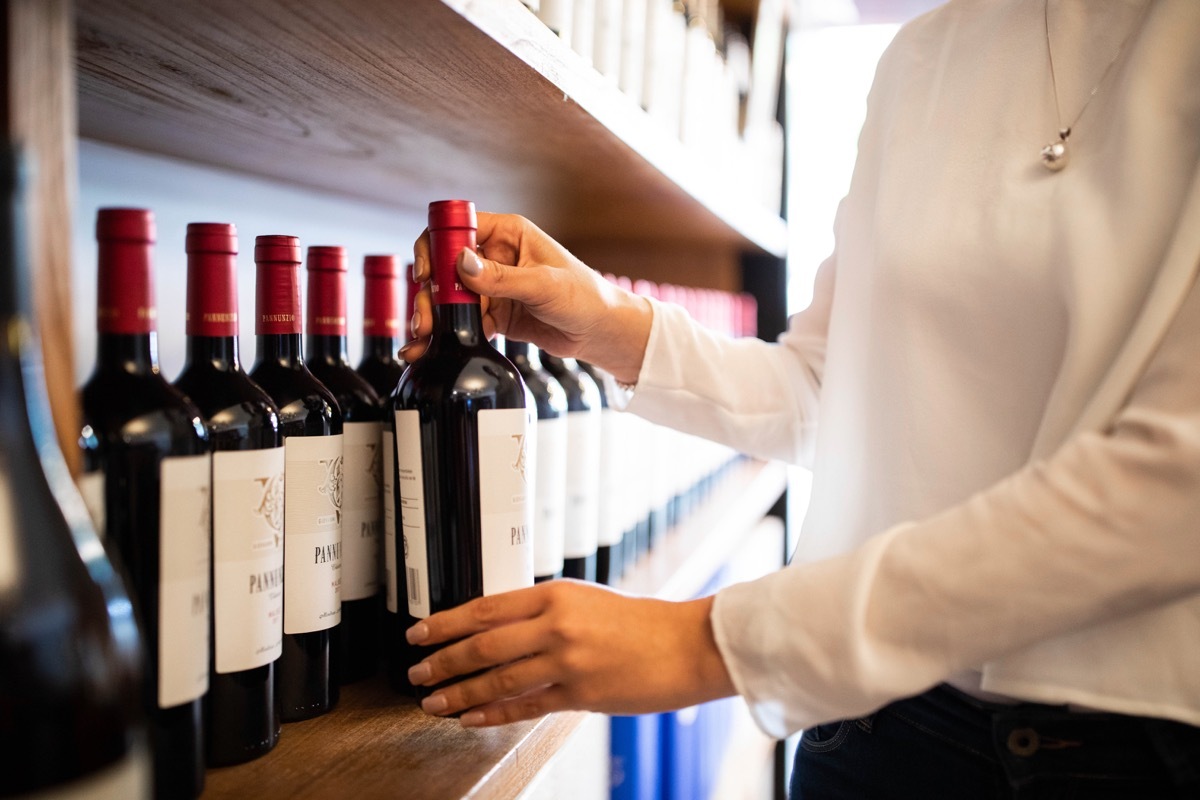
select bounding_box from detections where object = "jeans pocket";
[800,720,854,754]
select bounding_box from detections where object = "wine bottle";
[356,254,408,399]
[505,341,568,582]
[605,273,643,571]
[0,145,150,798]
[631,278,667,553]
[577,360,625,584]
[173,222,283,766]
[355,254,418,692]
[78,208,210,799]
[394,200,533,688]
[248,235,343,722]
[304,245,383,685]
[540,353,601,582]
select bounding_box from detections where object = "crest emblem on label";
[320,454,344,522]
[511,433,528,483]
[253,473,284,536]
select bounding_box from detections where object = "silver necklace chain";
[1040,0,1153,172]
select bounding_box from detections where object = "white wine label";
[563,409,602,559]
[77,470,106,539]
[157,453,211,709]
[283,434,343,634]
[596,408,625,547]
[534,416,567,576]
[212,447,284,674]
[381,430,398,614]
[340,421,383,601]
[395,409,429,619]
[28,744,151,800]
[478,407,535,596]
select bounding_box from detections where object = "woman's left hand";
[405,580,736,727]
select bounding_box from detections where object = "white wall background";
[73,140,428,386]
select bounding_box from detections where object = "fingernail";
[422,693,448,714]
[399,340,417,358]
[413,256,426,281]
[407,661,432,684]
[460,711,486,727]
[409,309,422,338]
[406,621,429,644]
[458,247,482,277]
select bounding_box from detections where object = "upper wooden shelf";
[75,0,788,257]
[201,458,786,800]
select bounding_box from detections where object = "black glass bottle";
[355,254,417,694]
[0,144,150,799]
[173,222,283,765]
[304,245,383,685]
[79,208,210,799]
[248,235,343,722]
[577,360,624,585]
[540,354,601,582]
[506,340,568,582]
[394,200,533,695]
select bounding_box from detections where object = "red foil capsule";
[95,207,157,334]
[185,222,240,338]
[427,199,478,306]
[255,235,302,335]
[362,254,403,338]
[305,245,348,337]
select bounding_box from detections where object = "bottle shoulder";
[396,345,525,410]
[250,361,342,437]
[250,359,341,421]
[80,368,207,454]
[175,362,281,419]
[514,361,567,417]
[356,356,406,402]
[174,365,281,450]
[306,358,383,422]
[540,357,595,412]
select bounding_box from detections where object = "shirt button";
[1006,727,1040,757]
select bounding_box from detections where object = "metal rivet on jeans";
[1006,727,1040,757]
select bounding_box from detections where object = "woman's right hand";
[406,212,652,385]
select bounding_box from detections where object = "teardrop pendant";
[1040,129,1070,172]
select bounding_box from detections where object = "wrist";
[682,595,737,704]
[580,289,652,385]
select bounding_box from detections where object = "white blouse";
[618,0,1200,738]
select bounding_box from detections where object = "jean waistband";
[885,684,1200,790]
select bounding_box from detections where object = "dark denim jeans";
[791,684,1200,799]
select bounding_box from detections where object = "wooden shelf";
[75,0,787,257]
[202,459,785,799]
[204,683,586,800]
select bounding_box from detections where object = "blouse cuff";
[602,296,665,412]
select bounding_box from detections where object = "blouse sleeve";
[611,252,837,467]
[710,268,1200,738]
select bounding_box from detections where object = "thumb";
[457,247,555,307]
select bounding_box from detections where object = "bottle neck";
[186,251,240,339]
[362,334,403,363]
[363,273,404,343]
[256,332,303,367]
[430,302,485,349]
[96,239,157,337]
[306,333,349,365]
[95,331,160,375]
[184,334,241,373]
[255,261,302,338]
